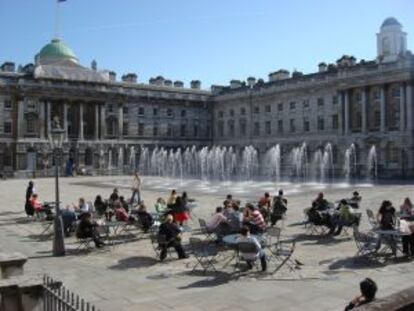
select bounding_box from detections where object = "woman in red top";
[30,194,43,213]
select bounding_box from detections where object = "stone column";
[63,103,68,141]
[100,104,106,138]
[380,85,386,132]
[17,100,25,139]
[46,101,51,134]
[344,90,350,135]
[361,88,368,133]
[95,104,100,140]
[79,103,84,140]
[39,101,46,140]
[337,92,343,135]
[400,83,406,132]
[407,83,413,132]
[118,103,123,139]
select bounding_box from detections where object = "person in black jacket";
[344,278,377,310]
[25,181,35,216]
[158,214,187,261]
[76,213,105,248]
[171,196,189,226]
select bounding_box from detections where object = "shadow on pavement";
[108,256,158,270]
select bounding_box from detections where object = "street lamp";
[49,118,66,256]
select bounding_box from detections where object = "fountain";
[240,145,259,180]
[264,144,281,182]
[108,149,112,170]
[310,143,333,182]
[291,142,308,181]
[118,147,124,169]
[129,146,136,170]
[344,143,356,180]
[367,145,377,179]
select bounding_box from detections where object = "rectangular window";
[153,108,158,116]
[153,125,158,136]
[290,119,296,132]
[138,107,144,116]
[4,100,12,109]
[240,120,246,137]
[218,111,224,118]
[167,124,173,137]
[26,118,35,133]
[138,123,144,136]
[167,108,173,117]
[181,109,187,117]
[303,100,309,109]
[254,106,260,114]
[107,104,113,113]
[253,122,260,136]
[4,122,12,134]
[317,116,325,131]
[374,111,381,127]
[290,102,296,110]
[122,106,129,115]
[228,121,235,137]
[122,123,129,136]
[317,97,324,107]
[240,107,246,116]
[332,114,339,129]
[229,109,235,117]
[180,124,186,137]
[303,117,310,132]
[218,121,224,137]
[265,105,271,113]
[332,95,338,105]
[193,124,198,137]
[265,121,271,135]
[278,103,283,112]
[278,120,283,133]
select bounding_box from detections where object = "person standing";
[130,171,142,206]
[25,181,35,216]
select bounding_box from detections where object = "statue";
[52,115,61,129]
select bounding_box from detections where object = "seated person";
[258,192,271,223]
[76,212,105,248]
[270,193,288,226]
[237,226,267,272]
[223,194,234,208]
[74,197,89,214]
[377,200,396,230]
[30,194,44,213]
[109,188,119,205]
[207,207,230,238]
[119,196,129,213]
[344,278,377,310]
[167,189,177,208]
[136,202,154,233]
[307,205,332,229]
[94,195,107,217]
[312,192,330,211]
[244,204,266,234]
[114,201,129,222]
[61,205,77,237]
[228,203,243,233]
[223,200,234,218]
[349,191,362,208]
[329,199,356,235]
[158,214,188,261]
[400,197,413,216]
[154,197,168,214]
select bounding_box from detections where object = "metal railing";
[43,275,101,311]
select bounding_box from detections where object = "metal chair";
[235,241,261,274]
[341,213,362,236]
[271,240,297,274]
[76,236,94,252]
[189,237,218,274]
[198,218,215,241]
[352,226,381,259]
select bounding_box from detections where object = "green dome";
[37,38,79,64]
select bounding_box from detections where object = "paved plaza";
[0,176,413,310]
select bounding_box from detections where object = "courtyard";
[0,176,413,310]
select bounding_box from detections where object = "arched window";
[386,142,399,164]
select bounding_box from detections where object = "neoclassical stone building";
[0,17,413,179]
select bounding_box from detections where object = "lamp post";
[49,119,66,256]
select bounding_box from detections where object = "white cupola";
[377,17,407,63]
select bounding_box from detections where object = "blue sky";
[0,0,413,88]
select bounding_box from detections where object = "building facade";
[0,17,413,179]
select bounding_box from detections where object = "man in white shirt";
[237,226,267,271]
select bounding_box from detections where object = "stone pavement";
[0,176,413,310]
